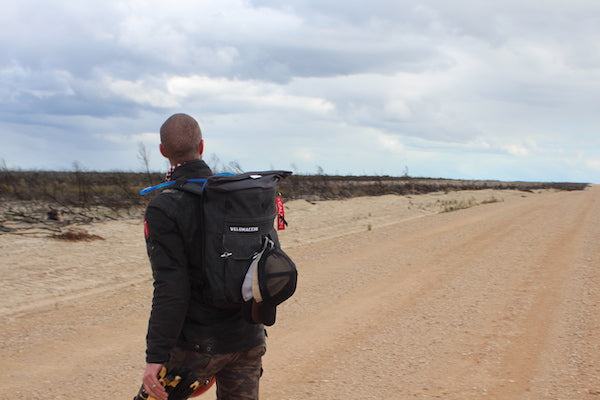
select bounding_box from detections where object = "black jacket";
[144,159,265,363]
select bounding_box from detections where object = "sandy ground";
[0,187,599,399]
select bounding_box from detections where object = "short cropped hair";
[160,113,202,164]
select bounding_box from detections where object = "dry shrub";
[51,228,104,241]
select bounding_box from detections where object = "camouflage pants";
[166,344,266,400]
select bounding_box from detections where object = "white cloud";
[167,75,335,116]
[586,159,600,172]
[376,132,405,154]
[99,132,158,145]
[1,0,600,182]
[108,77,180,108]
[293,148,317,163]
[503,145,530,157]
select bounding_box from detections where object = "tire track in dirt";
[484,188,597,398]
[261,202,532,398]
[1,188,598,400]
[0,280,152,400]
[495,187,600,399]
[261,187,600,399]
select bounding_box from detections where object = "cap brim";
[242,300,277,326]
[257,301,277,326]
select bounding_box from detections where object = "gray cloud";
[1,0,599,181]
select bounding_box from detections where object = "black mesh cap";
[243,245,297,326]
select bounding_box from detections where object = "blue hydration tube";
[139,181,175,195]
[139,178,209,195]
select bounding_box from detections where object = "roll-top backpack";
[141,170,295,311]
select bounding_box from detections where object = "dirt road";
[1,186,598,399]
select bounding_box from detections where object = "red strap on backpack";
[276,195,286,230]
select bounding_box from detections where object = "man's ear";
[159,143,168,158]
[199,140,205,157]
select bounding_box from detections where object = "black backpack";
[142,170,295,310]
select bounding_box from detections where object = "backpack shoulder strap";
[172,179,208,196]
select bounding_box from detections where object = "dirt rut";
[0,187,598,399]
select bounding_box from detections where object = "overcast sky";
[1,0,599,182]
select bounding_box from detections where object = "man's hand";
[143,363,168,400]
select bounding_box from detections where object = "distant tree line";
[0,167,589,209]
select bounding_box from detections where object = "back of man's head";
[160,113,203,164]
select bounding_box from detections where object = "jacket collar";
[169,159,213,181]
